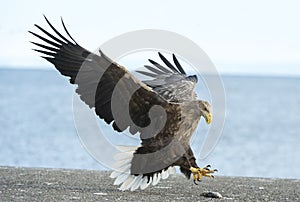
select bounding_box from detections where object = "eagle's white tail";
[110,146,176,191]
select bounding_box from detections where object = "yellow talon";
[190,165,217,185]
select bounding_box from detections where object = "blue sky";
[1,0,300,75]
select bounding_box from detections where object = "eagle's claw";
[193,178,202,185]
[190,165,217,184]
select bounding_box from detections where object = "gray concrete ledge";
[0,166,299,201]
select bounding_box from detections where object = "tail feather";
[110,145,176,191]
[161,169,169,179]
[152,172,161,186]
[130,175,143,191]
[119,175,135,190]
[113,172,129,185]
[140,176,152,190]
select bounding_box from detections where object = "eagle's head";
[198,100,212,124]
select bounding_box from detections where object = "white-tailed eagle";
[29,16,217,191]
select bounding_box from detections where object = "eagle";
[29,16,217,191]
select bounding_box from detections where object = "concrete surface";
[0,166,299,201]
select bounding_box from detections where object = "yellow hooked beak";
[204,112,212,124]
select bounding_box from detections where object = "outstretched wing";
[137,52,198,102]
[29,15,170,135]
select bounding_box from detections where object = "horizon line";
[1,66,300,79]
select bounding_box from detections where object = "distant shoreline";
[1,166,299,201]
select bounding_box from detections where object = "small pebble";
[200,191,222,198]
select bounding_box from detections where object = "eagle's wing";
[29,16,171,134]
[137,53,198,102]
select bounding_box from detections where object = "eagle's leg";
[190,165,217,184]
[177,147,218,185]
